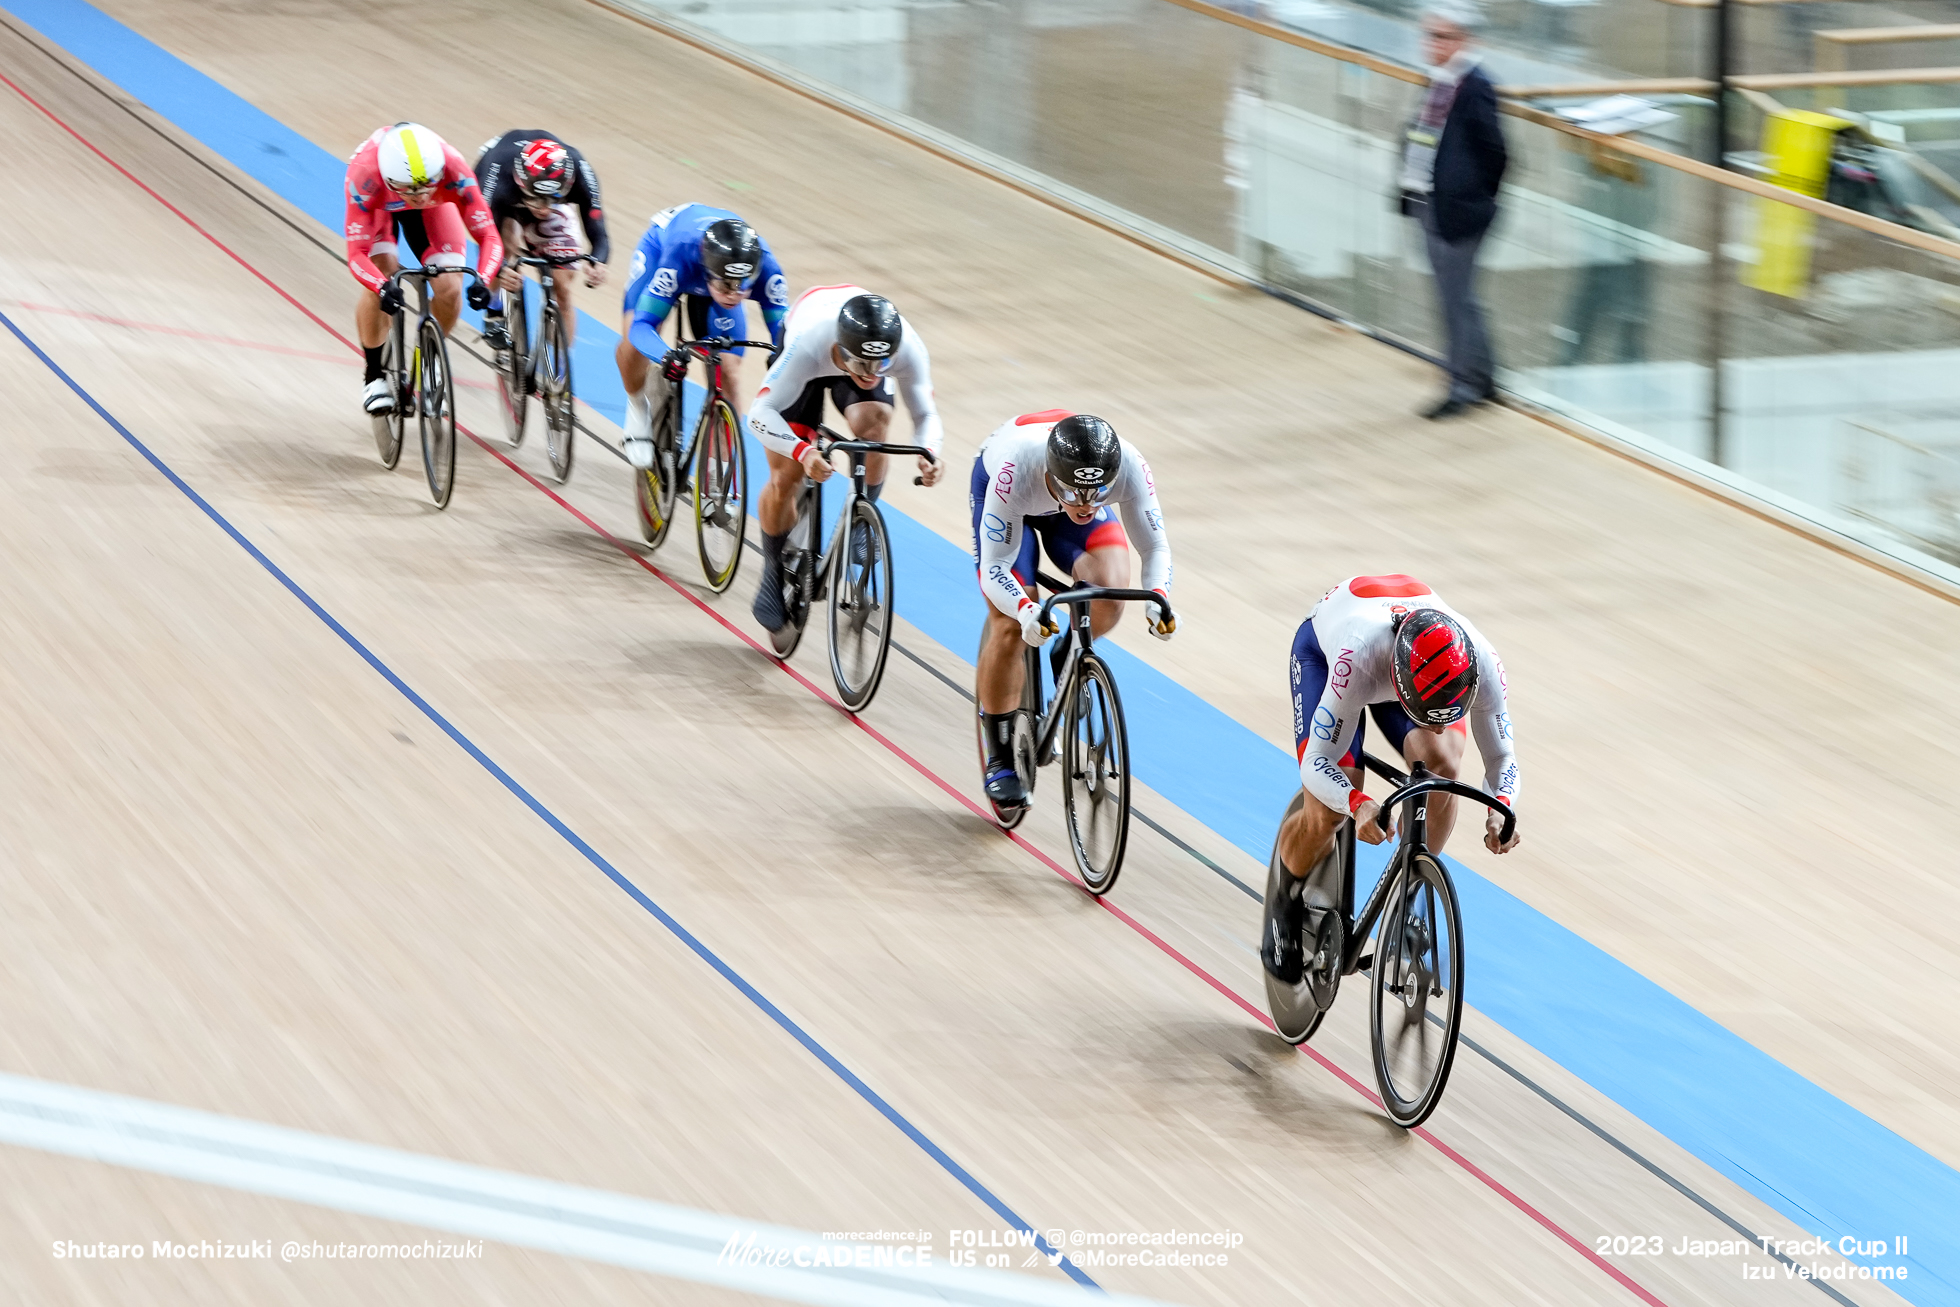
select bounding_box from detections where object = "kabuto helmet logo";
[1072,467,1106,484]
[859,340,893,357]
[720,261,756,280]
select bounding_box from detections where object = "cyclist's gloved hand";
[466,280,491,311]
[1147,589,1176,641]
[1017,602,1057,648]
[378,283,403,317]
[660,348,690,383]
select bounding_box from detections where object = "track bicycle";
[635,333,771,592]
[978,569,1172,896]
[496,252,587,483]
[372,265,488,509]
[766,424,936,714]
[1261,752,1515,1128]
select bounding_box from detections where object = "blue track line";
[0,305,1101,1292]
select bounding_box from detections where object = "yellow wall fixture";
[1745,109,1843,297]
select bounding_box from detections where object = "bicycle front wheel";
[1063,653,1131,895]
[827,498,893,712]
[1369,850,1465,1128]
[693,396,747,592]
[417,320,457,509]
[634,386,682,547]
[373,315,406,469]
[539,305,575,483]
[498,291,528,448]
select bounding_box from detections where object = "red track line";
[16,68,1670,1307]
[10,300,354,363]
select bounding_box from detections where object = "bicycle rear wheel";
[769,485,816,659]
[634,384,682,547]
[417,320,457,509]
[373,315,406,469]
[1369,850,1465,1128]
[498,290,528,448]
[539,304,575,483]
[827,498,893,712]
[1063,653,1131,895]
[693,396,746,592]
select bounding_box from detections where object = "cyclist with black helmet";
[972,410,1176,810]
[614,203,788,469]
[473,130,610,353]
[1264,574,1520,982]
[745,285,944,632]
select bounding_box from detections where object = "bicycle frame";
[1028,572,1172,766]
[1331,752,1518,976]
[804,424,935,597]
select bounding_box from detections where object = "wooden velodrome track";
[0,0,1954,1302]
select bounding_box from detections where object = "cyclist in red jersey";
[345,122,501,415]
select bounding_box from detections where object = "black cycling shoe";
[984,765,1028,810]
[482,316,512,352]
[751,556,787,633]
[1262,871,1308,983]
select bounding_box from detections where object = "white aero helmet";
[377,122,447,194]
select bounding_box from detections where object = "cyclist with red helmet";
[1265,574,1519,982]
[473,129,610,354]
[345,122,500,415]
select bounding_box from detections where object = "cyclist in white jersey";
[1265,573,1520,981]
[745,286,943,632]
[971,410,1175,809]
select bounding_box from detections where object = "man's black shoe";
[1421,396,1474,420]
[482,317,512,352]
[984,766,1029,810]
[1261,873,1308,983]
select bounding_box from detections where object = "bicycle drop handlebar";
[679,335,776,357]
[812,424,940,485]
[1037,586,1173,628]
[1361,750,1516,845]
[514,253,593,269]
[383,265,487,291]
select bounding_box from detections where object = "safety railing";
[601,0,1960,585]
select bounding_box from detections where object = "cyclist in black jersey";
[473,130,610,353]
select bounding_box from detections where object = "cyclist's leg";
[1368,703,1469,850]
[1047,507,1130,636]
[1277,618,1367,878]
[835,375,895,495]
[535,205,582,345]
[703,297,749,408]
[356,219,408,409]
[974,454,1042,716]
[482,216,525,350]
[615,229,664,438]
[752,376,829,632]
[413,203,469,335]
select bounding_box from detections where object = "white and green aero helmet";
[378,122,447,194]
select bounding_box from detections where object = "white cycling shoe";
[623,395,655,469]
[362,378,395,415]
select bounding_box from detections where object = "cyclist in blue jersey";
[614,203,788,468]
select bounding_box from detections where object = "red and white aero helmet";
[377,122,448,195]
[1390,609,1480,727]
[517,138,570,198]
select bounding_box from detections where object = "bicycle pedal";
[1355,952,1373,973]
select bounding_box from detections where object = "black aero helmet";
[1390,609,1480,727]
[700,218,762,287]
[1046,414,1122,505]
[836,294,903,363]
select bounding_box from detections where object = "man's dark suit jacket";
[1408,64,1509,243]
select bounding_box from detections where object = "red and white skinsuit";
[343,127,501,294]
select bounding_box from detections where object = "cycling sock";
[760,529,787,565]
[362,345,384,383]
[865,480,884,504]
[1048,624,1074,690]
[979,711,1017,771]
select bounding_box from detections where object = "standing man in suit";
[1399,2,1508,419]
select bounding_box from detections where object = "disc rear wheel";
[826,499,893,712]
[1062,654,1131,895]
[634,386,682,547]
[693,397,747,592]
[373,323,407,469]
[539,305,575,483]
[498,291,528,448]
[1369,850,1465,1128]
[416,320,456,508]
